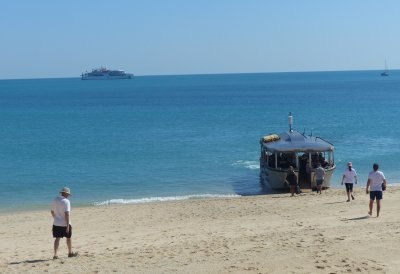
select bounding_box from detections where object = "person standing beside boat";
[341,162,358,202]
[366,163,387,217]
[306,160,312,185]
[286,166,298,196]
[314,162,325,194]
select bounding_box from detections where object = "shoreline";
[2,186,400,273]
[1,183,398,215]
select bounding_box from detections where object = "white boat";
[259,113,336,191]
[81,67,133,80]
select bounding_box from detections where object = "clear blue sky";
[0,0,399,79]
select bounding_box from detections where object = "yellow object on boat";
[262,134,280,143]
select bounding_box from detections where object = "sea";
[1,70,399,212]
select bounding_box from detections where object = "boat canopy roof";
[262,131,334,153]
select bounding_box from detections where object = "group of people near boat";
[285,161,326,196]
[286,162,387,217]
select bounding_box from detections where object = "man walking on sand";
[341,162,358,202]
[366,163,387,217]
[51,187,78,259]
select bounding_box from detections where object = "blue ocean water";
[1,71,399,211]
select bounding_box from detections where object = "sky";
[0,0,399,79]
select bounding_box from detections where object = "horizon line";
[0,68,397,81]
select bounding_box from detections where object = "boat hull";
[81,74,133,80]
[260,165,335,191]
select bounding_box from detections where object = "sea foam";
[93,193,241,206]
[231,160,259,170]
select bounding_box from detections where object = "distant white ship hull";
[81,74,133,80]
[81,67,134,80]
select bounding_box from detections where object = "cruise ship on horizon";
[81,67,133,80]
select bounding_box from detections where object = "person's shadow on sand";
[9,259,50,265]
[343,216,370,221]
[324,201,347,205]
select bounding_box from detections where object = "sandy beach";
[1,186,400,274]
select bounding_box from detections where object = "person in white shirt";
[341,162,358,202]
[366,163,387,217]
[51,187,77,259]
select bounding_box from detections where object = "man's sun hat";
[60,187,71,195]
[347,162,352,167]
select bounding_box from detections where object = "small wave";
[93,193,241,206]
[231,160,259,170]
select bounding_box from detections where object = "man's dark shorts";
[52,225,72,238]
[370,191,383,201]
[316,179,324,186]
[345,183,353,193]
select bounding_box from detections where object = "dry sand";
[1,186,400,274]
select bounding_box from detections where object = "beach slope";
[1,187,400,273]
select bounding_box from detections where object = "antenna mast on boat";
[288,112,293,132]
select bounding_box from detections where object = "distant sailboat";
[381,60,389,76]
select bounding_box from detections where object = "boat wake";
[231,160,259,170]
